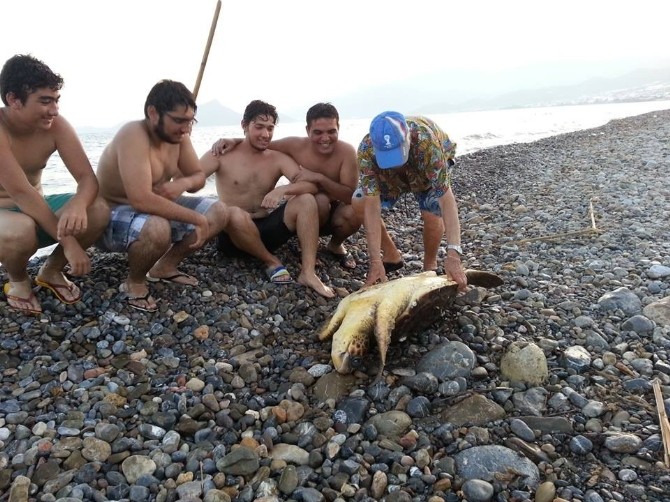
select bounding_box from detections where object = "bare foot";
[297,272,335,298]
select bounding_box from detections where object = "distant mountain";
[415,67,670,113]
[196,100,300,126]
[305,63,670,119]
[80,63,670,131]
[196,100,241,126]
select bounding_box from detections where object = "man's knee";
[295,192,318,206]
[205,200,231,231]
[226,205,253,231]
[331,205,361,234]
[87,197,111,232]
[137,216,172,248]
[0,215,39,256]
[314,193,330,217]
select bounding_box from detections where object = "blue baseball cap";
[369,111,410,169]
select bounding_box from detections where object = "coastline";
[1,110,670,500]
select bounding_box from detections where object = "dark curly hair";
[144,79,197,119]
[242,99,279,126]
[306,102,339,128]
[0,54,63,105]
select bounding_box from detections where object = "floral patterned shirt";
[357,116,456,200]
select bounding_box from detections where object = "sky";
[2,0,668,128]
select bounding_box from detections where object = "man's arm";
[211,137,243,156]
[212,135,300,157]
[53,116,99,237]
[356,136,388,285]
[438,187,467,291]
[292,143,358,203]
[277,154,318,196]
[261,153,317,209]
[0,122,91,275]
[115,128,206,227]
[0,129,66,241]
[363,195,388,286]
[199,151,221,178]
[153,136,205,200]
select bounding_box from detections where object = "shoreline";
[1,110,670,501]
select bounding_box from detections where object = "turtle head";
[331,331,370,374]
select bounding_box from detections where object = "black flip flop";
[383,260,405,273]
[126,292,158,313]
[325,249,356,270]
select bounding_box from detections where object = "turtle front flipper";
[330,299,378,373]
[318,299,349,341]
[464,269,504,288]
[372,283,418,379]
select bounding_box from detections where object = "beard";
[154,116,180,144]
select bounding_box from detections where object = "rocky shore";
[1,109,670,502]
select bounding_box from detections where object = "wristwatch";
[446,244,463,255]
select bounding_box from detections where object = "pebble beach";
[1,109,670,502]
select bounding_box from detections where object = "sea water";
[17,100,670,261]
[37,99,670,197]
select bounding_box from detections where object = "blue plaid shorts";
[98,196,217,252]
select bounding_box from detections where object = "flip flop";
[126,292,158,313]
[119,283,158,313]
[383,260,405,273]
[325,249,356,270]
[3,283,42,315]
[266,265,293,284]
[146,271,198,286]
[35,276,82,304]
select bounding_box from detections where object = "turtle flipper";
[319,301,348,341]
[464,269,504,288]
[330,300,378,373]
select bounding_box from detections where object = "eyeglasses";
[165,112,198,126]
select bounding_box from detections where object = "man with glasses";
[96,79,236,312]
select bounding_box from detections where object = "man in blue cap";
[354,111,467,289]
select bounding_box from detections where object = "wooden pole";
[193,0,222,100]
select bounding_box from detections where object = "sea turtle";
[319,270,503,378]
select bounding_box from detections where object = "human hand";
[291,166,319,184]
[211,138,238,156]
[190,215,210,249]
[153,180,184,201]
[261,188,285,209]
[444,252,467,292]
[364,259,388,287]
[57,199,88,239]
[61,238,91,276]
